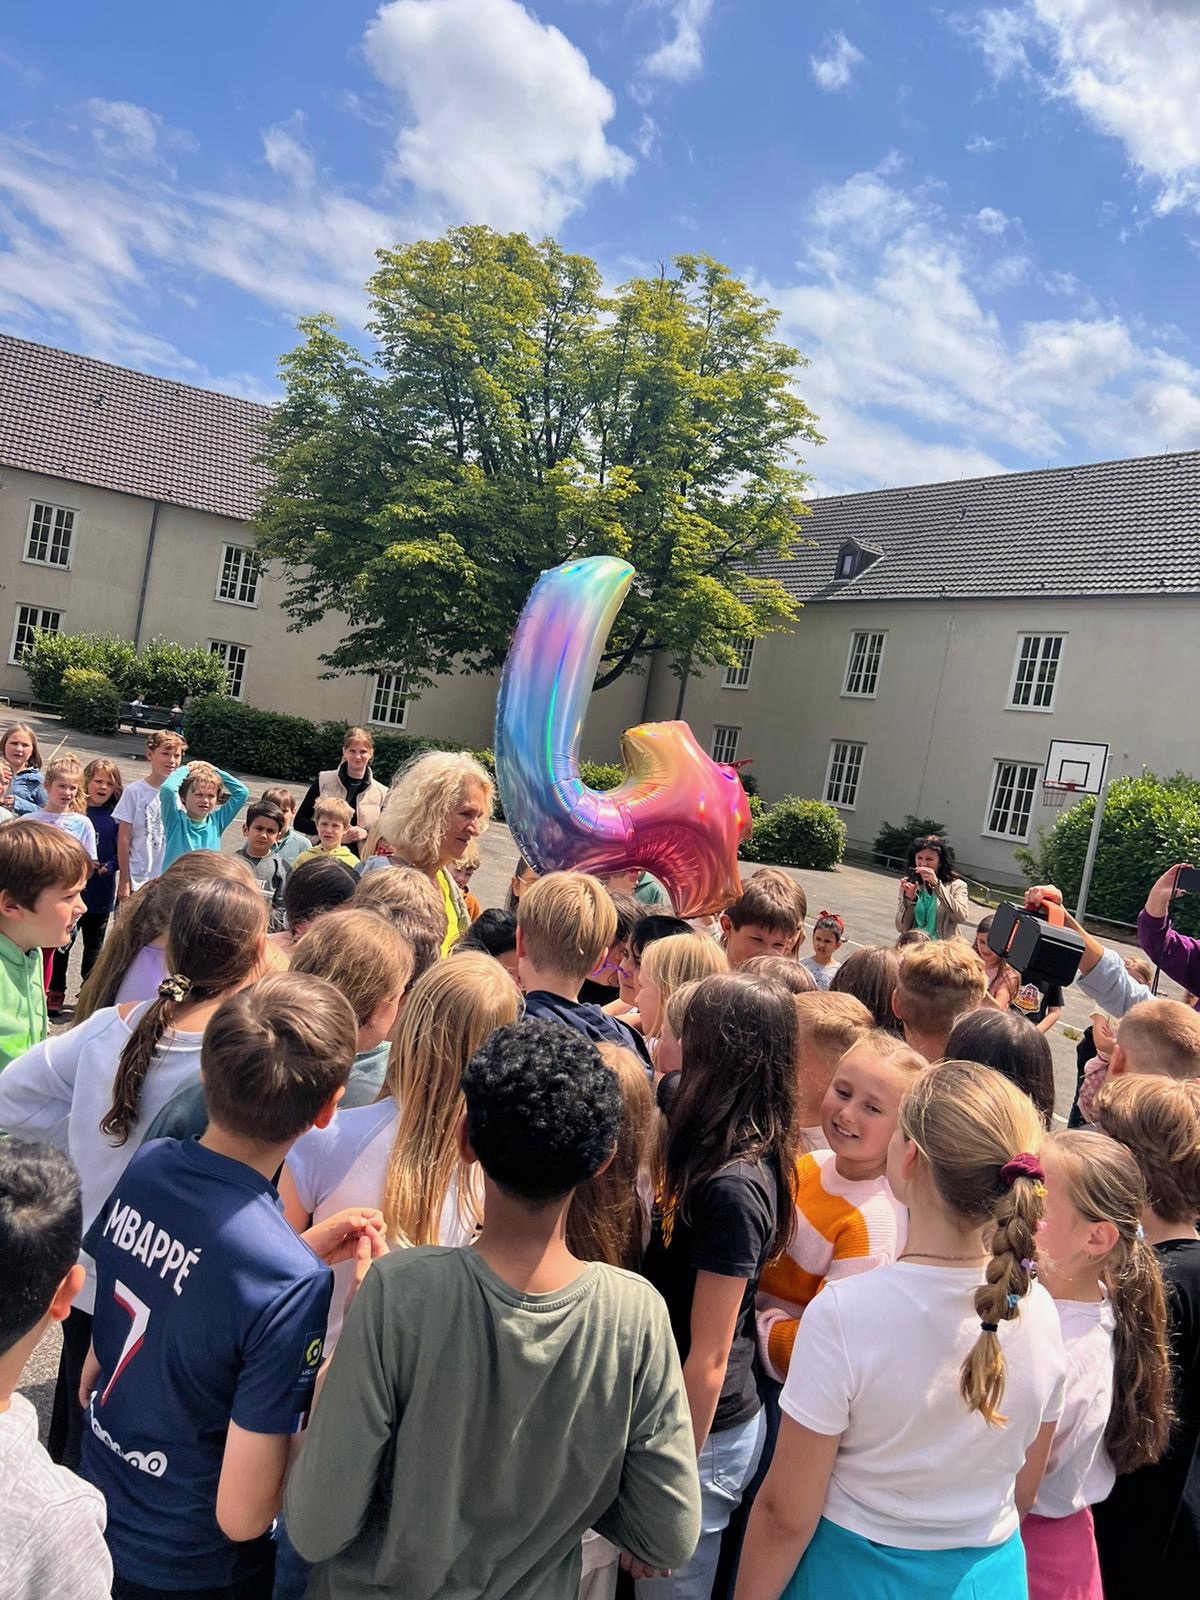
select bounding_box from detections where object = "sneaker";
[47,990,65,1018]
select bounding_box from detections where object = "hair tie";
[1136,1223,1146,1242]
[158,973,193,1004]
[1020,1256,1038,1279]
[1006,1293,1020,1309]
[980,1321,999,1334]
[999,1153,1045,1188]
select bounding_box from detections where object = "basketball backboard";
[1044,739,1109,794]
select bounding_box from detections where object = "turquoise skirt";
[783,1517,1027,1600]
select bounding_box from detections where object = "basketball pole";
[1074,752,1110,924]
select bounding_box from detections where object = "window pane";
[826,740,864,807]
[724,638,755,688]
[711,725,739,764]
[371,672,408,727]
[988,761,1039,838]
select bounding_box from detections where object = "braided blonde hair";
[899,1059,1046,1426]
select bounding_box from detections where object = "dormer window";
[833,539,883,584]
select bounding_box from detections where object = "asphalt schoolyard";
[12,709,1169,1431]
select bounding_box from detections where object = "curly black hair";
[461,1020,622,1205]
[904,834,959,883]
[455,908,517,959]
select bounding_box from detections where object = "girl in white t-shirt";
[736,1060,1068,1600]
[1023,1130,1171,1600]
[281,951,521,1347]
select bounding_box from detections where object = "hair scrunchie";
[999,1152,1044,1188]
[158,973,193,1004]
[816,910,845,934]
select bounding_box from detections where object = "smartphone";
[1176,867,1200,895]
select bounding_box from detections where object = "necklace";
[899,1251,988,1264]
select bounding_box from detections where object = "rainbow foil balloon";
[494,555,750,917]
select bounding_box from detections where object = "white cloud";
[0,0,636,373]
[86,99,196,166]
[760,161,1200,493]
[363,0,631,232]
[638,0,715,85]
[966,134,1004,153]
[635,115,661,162]
[974,206,1008,234]
[809,30,865,93]
[87,100,164,163]
[959,2,1200,215]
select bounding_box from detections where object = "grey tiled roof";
[760,451,1200,602]
[0,333,270,521]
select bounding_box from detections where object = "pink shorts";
[1023,1508,1103,1600]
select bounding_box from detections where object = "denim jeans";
[636,1407,767,1600]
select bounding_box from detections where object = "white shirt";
[800,955,840,990]
[0,1004,203,1311]
[0,1394,112,1599]
[286,1099,480,1348]
[1032,1296,1116,1518]
[112,778,167,885]
[781,1262,1067,1549]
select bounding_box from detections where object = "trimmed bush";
[22,629,227,706]
[748,795,846,871]
[183,698,466,786]
[133,638,229,706]
[581,762,624,792]
[873,814,948,867]
[24,632,137,703]
[60,668,121,737]
[1017,771,1200,935]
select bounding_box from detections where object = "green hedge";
[24,630,228,706]
[60,668,121,737]
[873,813,947,867]
[1016,771,1200,935]
[745,795,846,871]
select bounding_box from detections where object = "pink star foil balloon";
[494,555,750,917]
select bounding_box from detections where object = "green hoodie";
[0,930,48,1072]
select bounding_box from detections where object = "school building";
[1,331,1198,885]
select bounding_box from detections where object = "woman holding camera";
[895,834,971,942]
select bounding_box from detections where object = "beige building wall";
[0,464,650,758]
[652,596,1200,885]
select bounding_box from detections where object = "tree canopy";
[255,225,822,690]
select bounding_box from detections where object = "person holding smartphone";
[894,835,971,942]
[1138,863,1200,999]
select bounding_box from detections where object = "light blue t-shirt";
[158,765,249,867]
[28,808,98,858]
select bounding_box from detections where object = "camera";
[987,901,1084,988]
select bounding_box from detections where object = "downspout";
[132,499,161,649]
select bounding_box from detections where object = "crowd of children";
[0,732,1197,1600]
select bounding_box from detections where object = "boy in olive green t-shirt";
[0,822,89,1071]
[287,1019,701,1599]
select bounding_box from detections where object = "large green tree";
[255,225,822,689]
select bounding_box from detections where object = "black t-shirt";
[1094,1237,1200,1596]
[1010,979,1064,1026]
[642,1157,779,1433]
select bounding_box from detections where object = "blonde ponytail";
[898,1061,1046,1429]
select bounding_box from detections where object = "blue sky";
[2,0,1200,493]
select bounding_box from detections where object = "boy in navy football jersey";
[79,972,386,1600]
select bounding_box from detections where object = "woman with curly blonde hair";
[360,751,493,954]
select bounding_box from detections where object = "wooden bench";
[119,702,183,734]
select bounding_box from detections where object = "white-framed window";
[842,630,887,698]
[724,637,755,689]
[24,501,75,569]
[824,740,865,809]
[216,543,261,607]
[711,725,740,764]
[209,640,249,702]
[9,604,63,665]
[370,672,409,729]
[1008,633,1064,711]
[985,760,1041,840]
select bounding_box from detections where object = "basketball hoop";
[1042,779,1077,810]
